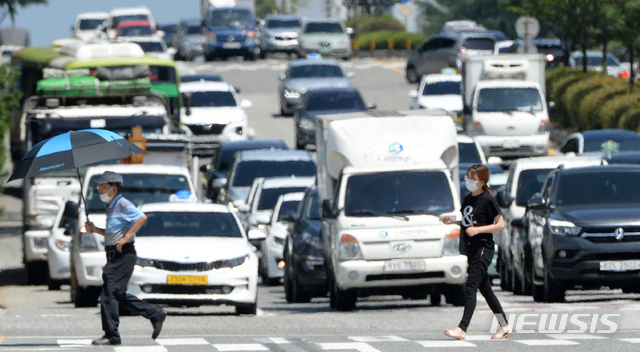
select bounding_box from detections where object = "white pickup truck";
[462,54,551,158]
[315,110,467,311]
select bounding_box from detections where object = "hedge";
[355,30,425,50]
[0,64,21,187]
[346,15,404,36]
[545,66,640,132]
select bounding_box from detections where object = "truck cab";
[315,110,467,311]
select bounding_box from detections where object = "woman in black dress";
[442,164,511,340]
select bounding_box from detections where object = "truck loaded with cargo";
[461,54,551,158]
[315,110,467,311]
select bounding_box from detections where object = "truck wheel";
[328,272,336,309]
[543,268,564,303]
[236,301,257,315]
[532,264,544,302]
[47,277,63,291]
[332,279,356,311]
[406,66,419,83]
[284,263,294,303]
[73,286,100,308]
[444,284,465,306]
[24,261,47,285]
[512,269,524,295]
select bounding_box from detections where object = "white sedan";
[129,203,258,314]
[260,192,304,286]
[408,73,463,130]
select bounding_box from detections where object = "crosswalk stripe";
[213,343,270,351]
[57,339,92,346]
[319,342,381,352]
[349,336,408,342]
[255,337,290,344]
[156,338,210,345]
[514,339,579,346]
[415,340,476,348]
[114,346,167,352]
[463,335,496,341]
[620,338,640,343]
[546,333,608,340]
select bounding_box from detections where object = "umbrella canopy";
[8,129,146,182]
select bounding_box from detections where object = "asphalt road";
[2,57,640,351]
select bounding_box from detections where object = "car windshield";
[556,171,640,206]
[423,80,461,96]
[574,55,620,67]
[209,9,253,28]
[112,15,149,27]
[583,136,640,153]
[288,64,344,79]
[119,26,153,36]
[516,169,553,206]
[135,41,164,52]
[138,211,242,238]
[345,171,454,216]
[189,91,236,107]
[458,142,483,163]
[232,160,316,187]
[306,91,365,111]
[267,19,301,28]
[304,22,343,34]
[187,25,202,34]
[306,192,321,220]
[181,75,223,82]
[79,19,105,30]
[258,187,308,210]
[477,88,543,112]
[463,38,495,50]
[86,174,191,213]
[278,200,301,222]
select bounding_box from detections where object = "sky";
[5,0,323,46]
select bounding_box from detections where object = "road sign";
[516,16,540,39]
[399,4,413,19]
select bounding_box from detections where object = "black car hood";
[558,205,640,227]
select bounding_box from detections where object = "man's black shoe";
[151,310,167,340]
[91,337,121,345]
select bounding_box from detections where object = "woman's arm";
[465,214,504,237]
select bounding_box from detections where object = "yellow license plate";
[166,275,208,285]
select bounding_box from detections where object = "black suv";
[522,165,640,302]
[283,186,327,303]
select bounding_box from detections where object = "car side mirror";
[346,72,355,78]
[279,74,286,81]
[367,102,377,110]
[240,99,252,109]
[233,86,241,94]
[346,27,354,35]
[496,189,512,208]
[527,193,546,210]
[63,201,79,219]
[510,218,524,228]
[408,90,419,99]
[212,178,228,188]
[322,199,335,219]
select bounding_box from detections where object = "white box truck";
[315,110,467,311]
[462,54,550,158]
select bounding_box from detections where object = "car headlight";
[443,229,460,256]
[55,240,71,252]
[79,230,98,252]
[136,258,155,268]
[299,119,314,131]
[338,234,362,261]
[302,232,322,249]
[301,40,309,47]
[219,254,249,268]
[342,39,349,45]
[548,219,582,236]
[245,31,258,43]
[284,89,301,99]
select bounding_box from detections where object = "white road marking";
[464,335,496,341]
[57,339,92,346]
[620,338,640,343]
[156,338,210,345]
[514,339,580,346]
[319,342,381,352]
[348,336,408,342]
[255,337,290,344]
[547,334,608,340]
[415,340,476,348]
[114,346,167,352]
[213,343,270,351]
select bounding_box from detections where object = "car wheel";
[24,261,47,285]
[205,52,215,62]
[498,255,508,291]
[512,268,524,295]
[543,267,565,303]
[342,56,350,61]
[406,65,419,83]
[292,273,311,303]
[259,49,266,59]
[444,284,465,306]
[332,277,356,311]
[295,128,306,150]
[328,271,336,309]
[532,264,544,302]
[47,277,62,291]
[73,285,100,308]
[284,258,294,303]
[236,301,257,315]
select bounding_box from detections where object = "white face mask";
[99,186,114,203]
[465,179,481,193]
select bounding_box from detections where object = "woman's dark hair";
[467,164,491,195]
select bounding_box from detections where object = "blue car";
[204,7,261,61]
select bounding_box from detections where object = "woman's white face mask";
[99,186,114,203]
[465,177,481,193]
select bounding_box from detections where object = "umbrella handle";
[76,168,90,221]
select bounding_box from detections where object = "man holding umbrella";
[85,171,167,346]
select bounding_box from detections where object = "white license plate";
[222,42,241,49]
[502,139,521,149]
[600,260,640,272]
[383,260,426,272]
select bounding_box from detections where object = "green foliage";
[346,15,404,36]
[355,31,425,50]
[0,64,21,178]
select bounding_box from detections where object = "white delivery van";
[315,110,467,311]
[462,54,551,158]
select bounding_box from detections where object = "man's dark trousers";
[101,243,163,343]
